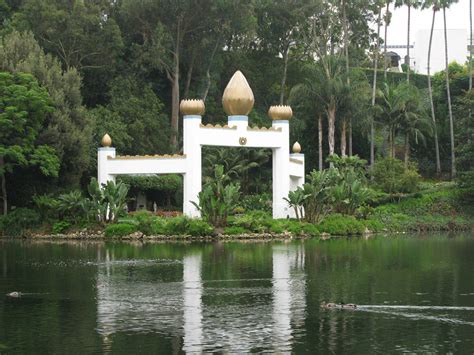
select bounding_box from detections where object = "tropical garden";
[0,0,472,238]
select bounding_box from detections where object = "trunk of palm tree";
[406,4,411,83]
[427,7,441,176]
[470,0,473,91]
[443,6,456,178]
[404,132,410,167]
[342,0,352,156]
[383,1,390,80]
[280,44,290,105]
[371,8,382,167]
[0,157,7,215]
[318,113,323,171]
[341,120,347,157]
[327,102,336,158]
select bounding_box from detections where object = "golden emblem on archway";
[239,137,247,146]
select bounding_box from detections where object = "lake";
[1,234,474,353]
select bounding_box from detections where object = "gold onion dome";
[292,141,302,154]
[268,105,293,120]
[222,70,255,115]
[101,133,112,147]
[180,99,205,115]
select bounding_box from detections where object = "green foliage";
[224,226,248,235]
[162,216,191,235]
[239,193,272,213]
[0,207,40,236]
[32,194,60,221]
[0,31,90,187]
[232,210,273,233]
[57,191,88,224]
[88,178,129,223]
[51,221,71,234]
[300,169,333,223]
[318,214,365,236]
[457,169,474,207]
[284,189,306,221]
[104,223,137,237]
[192,165,240,227]
[371,157,420,194]
[186,219,214,237]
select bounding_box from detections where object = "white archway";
[97,71,305,219]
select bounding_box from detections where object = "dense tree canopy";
[0,0,471,213]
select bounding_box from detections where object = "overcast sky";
[375,1,470,45]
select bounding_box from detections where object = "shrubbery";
[105,223,137,237]
[371,158,420,195]
[0,208,41,236]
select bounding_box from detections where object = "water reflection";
[95,243,307,352]
[182,253,203,353]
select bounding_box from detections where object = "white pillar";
[183,114,202,217]
[290,153,305,190]
[227,115,249,129]
[97,147,116,186]
[272,120,290,218]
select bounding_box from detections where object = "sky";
[382,1,470,45]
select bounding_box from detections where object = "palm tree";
[371,5,383,166]
[398,85,432,166]
[395,0,422,82]
[470,0,473,92]
[441,0,459,178]
[423,0,442,176]
[383,1,392,80]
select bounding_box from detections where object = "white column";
[97,147,116,186]
[183,114,202,217]
[290,152,305,190]
[227,115,249,129]
[272,120,290,218]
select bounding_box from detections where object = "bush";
[132,211,156,235]
[232,210,273,232]
[371,158,420,194]
[52,221,71,234]
[224,226,248,235]
[192,165,240,227]
[163,216,191,235]
[104,223,137,237]
[318,214,365,235]
[302,223,320,236]
[0,208,41,236]
[187,219,214,236]
[239,193,272,213]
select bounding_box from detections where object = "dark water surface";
[1,234,474,353]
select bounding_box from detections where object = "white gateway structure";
[97,71,305,219]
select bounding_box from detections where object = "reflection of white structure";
[95,244,307,352]
[182,254,203,353]
[97,71,305,219]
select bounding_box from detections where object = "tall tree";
[383,1,392,79]
[0,31,90,187]
[441,0,459,178]
[423,0,442,176]
[0,72,59,214]
[395,0,422,82]
[371,6,383,166]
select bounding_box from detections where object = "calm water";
[1,234,474,353]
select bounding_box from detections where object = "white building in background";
[384,29,470,75]
[413,29,469,74]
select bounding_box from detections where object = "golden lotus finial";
[222,70,254,115]
[268,105,293,120]
[180,99,205,115]
[101,133,112,147]
[292,141,301,154]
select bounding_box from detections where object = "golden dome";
[292,141,301,154]
[222,70,254,115]
[101,133,112,147]
[180,99,205,115]
[268,105,293,120]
